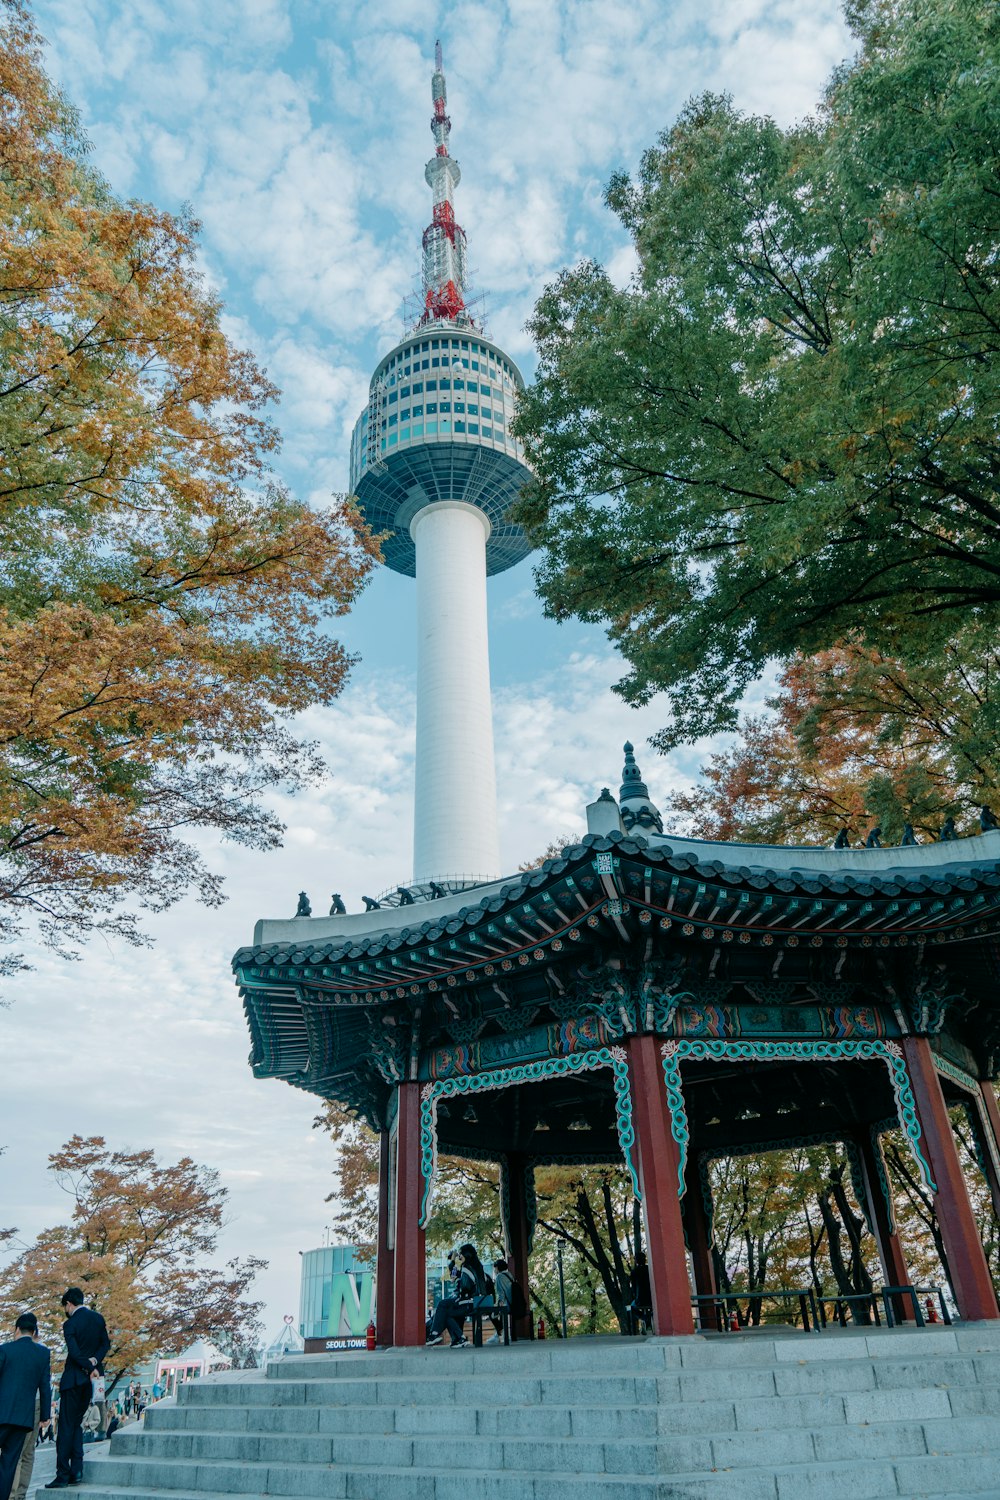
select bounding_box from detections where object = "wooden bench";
[468,1302,515,1346]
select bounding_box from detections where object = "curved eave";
[241,979,386,1123]
[234,831,1000,1001]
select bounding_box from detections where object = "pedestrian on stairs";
[0,1314,51,1500]
[45,1287,110,1490]
[9,1316,50,1500]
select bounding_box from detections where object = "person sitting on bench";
[426,1245,490,1347]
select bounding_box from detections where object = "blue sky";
[1,0,854,1339]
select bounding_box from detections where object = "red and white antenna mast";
[420,40,472,326]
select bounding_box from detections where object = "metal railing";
[373,874,494,907]
[879,1284,951,1327]
[686,1284,950,1335]
[691,1289,820,1333]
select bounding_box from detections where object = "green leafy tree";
[881,1114,1000,1299]
[532,1165,639,1334]
[312,1102,997,1332]
[314,1102,381,1265]
[313,1104,636,1334]
[515,0,1000,748]
[709,1147,882,1325]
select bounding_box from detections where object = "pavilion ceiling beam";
[528,908,556,935]
[503,913,536,942]
[734,891,756,924]
[706,889,732,922]
[478,926,512,953]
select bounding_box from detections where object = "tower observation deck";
[349,42,532,887]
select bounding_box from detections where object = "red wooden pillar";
[901,1037,999,1320]
[375,1127,395,1347]
[682,1167,718,1330]
[392,1081,427,1346]
[976,1081,1000,1225]
[854,1130,912,1321]
[625,1034,694,1335]
[504,1151,533,1338]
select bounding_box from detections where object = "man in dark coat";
[0,1313,52,1500]
[46,1289,109,1490]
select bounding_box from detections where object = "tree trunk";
[885,1141,955,1302]
[530,1285,564,1338]
[575,1185,629,1331]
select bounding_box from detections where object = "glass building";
[298,1245,374,1340]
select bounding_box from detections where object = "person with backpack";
[425,1245,488,1347]
[487,1259,512,1344]
[487,1258,529,1342]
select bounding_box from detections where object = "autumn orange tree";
[314,1102,381,1264]
[0,2,378,977]
[0,1135,265,1387]
[666,640,1000,847]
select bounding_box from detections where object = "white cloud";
[8,0,853,1335]
[607,241,639,289]
[0,651,687,1328]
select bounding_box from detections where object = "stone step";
[82,1459,672,1498]
[267,1344,684,1378]
[106,1429,673,1474]
[264,1325,996,1382]
[177,1353,1000,1413]
[87,1330,1000,1500]
[143,1381,988,1441]
[76,1450,1000,1500]
[86,1412,1000,1490]
[149,1402,671,1439]
[182,1374,670,1406]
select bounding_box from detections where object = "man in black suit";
[46,1289,110,1490]
[0,1313,52,1500]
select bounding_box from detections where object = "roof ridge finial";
[619,740,663,837]
[419,39,471,328]
[620,741,650,802]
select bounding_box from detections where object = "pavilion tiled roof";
[234,829,1000,978]
[233,829,1000,1124]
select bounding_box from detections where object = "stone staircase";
[82,1326,1000,1500]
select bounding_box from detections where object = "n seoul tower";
[350,42,532,887]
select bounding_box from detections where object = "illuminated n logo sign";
[326,1272,375,1336]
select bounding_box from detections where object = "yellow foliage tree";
[0,2,379,974]
[0,1136,265,1390]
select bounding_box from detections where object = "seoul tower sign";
[349,43,532,888]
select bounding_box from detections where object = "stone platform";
[82,1326,1000,1499]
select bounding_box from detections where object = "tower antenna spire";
[421,40,470,326]
[349,45,533,886]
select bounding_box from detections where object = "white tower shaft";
[410,501,501,883]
